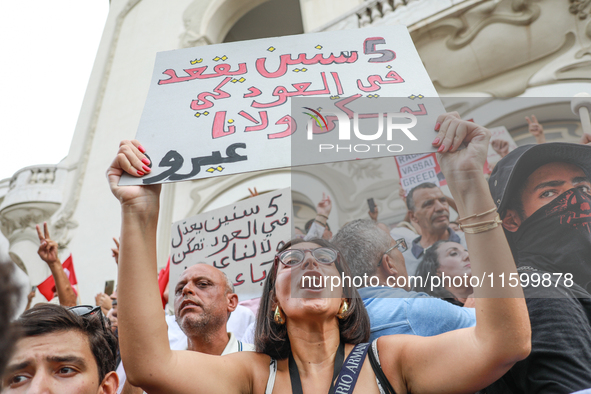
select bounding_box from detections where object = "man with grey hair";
[333,219,475,341]
[403,183,466,275]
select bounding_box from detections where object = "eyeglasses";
[276,247,338,267]
[384,238,408,255]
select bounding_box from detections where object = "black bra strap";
[368,343,397,394]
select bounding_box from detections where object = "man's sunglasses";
[276,247,338,267]
[68,305,117,353]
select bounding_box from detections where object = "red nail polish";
[137,170,145,176]
[141,158,150,165]
[142,165,151,172]
[138,145,146,153]
[438,144,445,153]
[432,137,440,145]
[435,122,441,131]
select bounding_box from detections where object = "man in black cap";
[485,142,591,393]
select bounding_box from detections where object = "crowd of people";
[0,112,590,393]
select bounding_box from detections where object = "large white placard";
[169,189,291,300]
[121,25,444,186]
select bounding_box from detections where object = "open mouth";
[300,271,325,290]
[180,299,202,313]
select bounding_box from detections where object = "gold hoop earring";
[274,306,285,324]
[336,300,348,319]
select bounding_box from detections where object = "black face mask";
[511,187,591,292]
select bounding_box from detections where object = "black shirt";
[482,271,591,394]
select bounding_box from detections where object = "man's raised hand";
[316,193,332,218]
[526,115,546,144]
[36,222,59,265]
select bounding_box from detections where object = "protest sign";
[395,153,446,196]
[120,25,445,186]
[169,188,291,300]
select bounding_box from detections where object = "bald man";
[120,264,252,393]
[172,264,253,354]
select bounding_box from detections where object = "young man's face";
[520,162,591,220]
[2,330,113,394]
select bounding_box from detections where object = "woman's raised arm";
[379,113,531,393]
[107,140,255,394]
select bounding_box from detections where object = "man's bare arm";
[36,223,77,306]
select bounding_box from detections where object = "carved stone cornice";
[569,0,591,19]
[431,0,540,51]
[0,206,54,238]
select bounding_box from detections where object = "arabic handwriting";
[158,63,247,85]
[239,110,269,132]
[331,72,344,95]
[268,115,296,139]
[190,77,232,110]
[172,225,184,249]
[262,216,289,234]
[232,241,257,262]
[212,111,236,138]
[261,239,272,254]
[255,51,358,78]
[243,86,262,98]
[143,143,248,184]
[182,221,203,235]
[234,273,245,286]
[250,263,266,283]
[213,256,230,269]
[171,236,204,265]
[357,71,404,92]
[142,150,184,184]
[251,72,330,108]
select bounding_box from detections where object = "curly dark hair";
[255,238,370,359]
[414,240,465,307]
[17,304,118,382]
[0,263,21,377]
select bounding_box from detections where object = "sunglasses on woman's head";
[276,247,338,267]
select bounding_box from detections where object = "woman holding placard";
[108,112,530,393]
